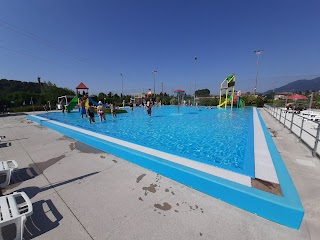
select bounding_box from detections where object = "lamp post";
[254,50,263,96]
[273,80,276,107]
[120,73,123,97]
[194,56,198,105]
[152,70,157,99]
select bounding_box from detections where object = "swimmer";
[87,103,95,124]
[97,101,106,122]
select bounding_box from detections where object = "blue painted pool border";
[27,112,304,229]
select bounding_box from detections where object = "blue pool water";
[38,106,254,176]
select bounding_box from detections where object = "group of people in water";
[60,95,156,123]
[78,97,117,124]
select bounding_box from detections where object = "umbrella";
[286,94,308,100]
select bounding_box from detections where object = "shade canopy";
[286,94,308,100]
[173,89,185,93]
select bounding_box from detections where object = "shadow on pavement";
[1,199,63,240]
[0,142,11,148]
[1,172,99,239]
[18,171,100,199]
[11,167,39,184]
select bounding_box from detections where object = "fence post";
[312,123,320,157]
[284,111,287,127]
[299,118,304,141]
[289,113,294,132]
[279,109,282,123]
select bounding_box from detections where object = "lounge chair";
[0,191,33,240]
[0,160,18,188]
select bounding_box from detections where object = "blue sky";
[1,0,320,95]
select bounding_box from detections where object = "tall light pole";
[254,50,263,95]
[273,80,276,107]
[194,56,198,105]
[152,70,157,99]
[120,73,123,97]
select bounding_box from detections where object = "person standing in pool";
[80,98,87,118]
[60,99,66,113]
[129,101,134,112]
[97,101,106,122]
[110,101,117,118]
[87,103,95,124]
[146,100,152,117]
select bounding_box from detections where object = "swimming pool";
[29,107,304,229]
[38,106,254,177]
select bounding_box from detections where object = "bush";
[256,97,264,108]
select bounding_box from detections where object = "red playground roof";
[76,82,89,89]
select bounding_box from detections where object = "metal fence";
[264,105,320,157]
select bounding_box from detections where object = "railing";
[264,105,320,157]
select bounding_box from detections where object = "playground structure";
[57,95,74,110]
[58,82,108,113]
[174,89,185,113]
[217,74,244,109]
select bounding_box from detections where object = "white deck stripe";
[34,116,252,186]
[253,108,279,183]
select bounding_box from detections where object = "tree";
[98,92,106,101]
[241,95,256,106]
[195,89,210,97]
[305,90,310,96]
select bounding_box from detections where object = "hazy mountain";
[264,77,320,94]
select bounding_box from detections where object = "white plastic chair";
[0,192,33,240]
[0,160,18,188]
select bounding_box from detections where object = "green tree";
[195,89,210,97]
[256,97,264,107]
[98,92,106,101]
[241,95,256,106]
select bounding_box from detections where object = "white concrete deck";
[253,108,279,183]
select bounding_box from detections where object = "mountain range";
[263,77,320,94]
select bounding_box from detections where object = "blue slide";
[88,97,109,108]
